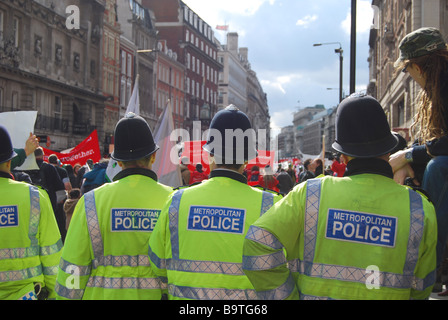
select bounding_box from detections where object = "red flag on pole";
[216,25,229,31]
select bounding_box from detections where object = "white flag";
[0,111,39,170]
[152,100,182,188]
[105,75,140,182]
[126,74,140,115]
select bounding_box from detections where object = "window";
[120,76,126,106]
[127,54,132,77]
[0,87,3,109]
[13,17,20,47]
[12,92,18,111]
[0,11,4,40]
[54,96,62,130]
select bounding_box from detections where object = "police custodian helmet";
[0,125,17,164]
[332,93,398,158]
[203,105,258,164]
[111,113,159,162]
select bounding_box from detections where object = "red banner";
[246,150,276,170]
[42,130,101,166]
[180,141,275,175]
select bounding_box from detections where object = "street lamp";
[313,42,343,103]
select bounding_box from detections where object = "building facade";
[117,0,158,129]
[217,33,247,112]
[292,105,326,154]
[368,0,448,141]
[102,0,121,154]
[142,0,221,135]
[0,0,106,152]
[155,40,186,129]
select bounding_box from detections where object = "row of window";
[183,7,214,44]
[185,29,217,61]
[186,53,218,84]
[185,78,217,105]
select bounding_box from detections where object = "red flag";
[216,25,229,31]
[42,130,101,166]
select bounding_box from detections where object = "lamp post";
[313,42,343,103]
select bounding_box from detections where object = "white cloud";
[261,74,303,95]
[341,0,374,35]
[296,14,318,28]
[270,109,296,131]
[182,0,276,20]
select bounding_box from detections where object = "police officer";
[0,125,62,300]
[56,113,173,300]
[242,94,438,300]
[148,105,283,300]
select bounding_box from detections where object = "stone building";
[102,0,121,154]
[0,0,106,152]
[117,0,158,129]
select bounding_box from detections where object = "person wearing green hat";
[55,113,173,300]
[390,27,448,293]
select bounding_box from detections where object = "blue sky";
[182,0,374,137]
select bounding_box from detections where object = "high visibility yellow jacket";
[243,159,437,300]
[148,169,283,300]
[55,168,173,300]
[0,173,63,300]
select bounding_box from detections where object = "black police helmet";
[332,93,398,158]
[203,105,258,164]
[0,125,17,164]
[111,113,159,162]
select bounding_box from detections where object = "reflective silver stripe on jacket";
[160,189,274,299]
[0,186,61,282]
[243,179,433,299]
[168,283,258,300]
[291,179,431,293]
[61,191,162,293]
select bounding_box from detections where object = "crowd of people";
[0,27,447,301]
[9,137,110,243]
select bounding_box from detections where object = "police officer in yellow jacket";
[0,125,62,300]
[243,94,438,300]
[148,105,282,300]
[56,113,173,300]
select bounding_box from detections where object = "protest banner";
[42,130,101,166]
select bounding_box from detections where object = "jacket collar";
[344,158,394,179]
[113,168,158,182]
[210,168,247,184]
[0,171,12,179]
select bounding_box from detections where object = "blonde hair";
[404,49,448,143]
